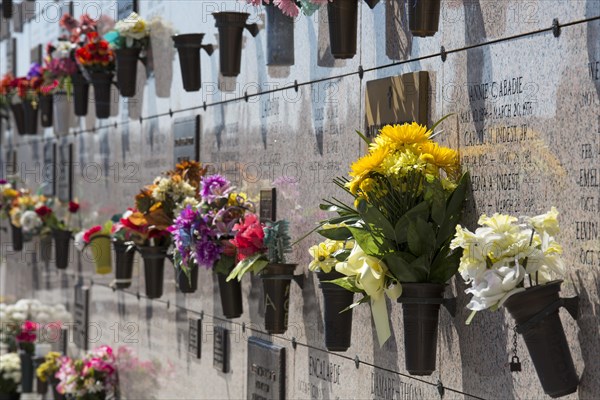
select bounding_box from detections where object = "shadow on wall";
[386,0,412,61]
[574,271,600,398]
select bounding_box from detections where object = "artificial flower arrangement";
[0,352,21,396]
[169,174,254,306]
[36,199,81,269]
[59,13,99,44]
[120,161,206,298]
[55,345,119,400]
[0,179,20,218]
[227,214,299,333]
[314,121,469,373]
[75,219,115,275]
[36,351,63,397]
[450,208,578,397]
[105,12,150,97]
[43,40,78,95]
[8,190,49,239]
[246,0,327,17]
[109,213,137,289]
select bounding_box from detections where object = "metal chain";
[512,326,519,358]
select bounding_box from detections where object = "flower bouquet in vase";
[170,174,253,314]
[8,191,50,251]
[228,215,302,334]
[1,181,23,251]
[55,345,118,400]
[317,121,469,375]
[76,220,114,275]
[0,353,21,400]
[308,237,356,351]
[37,200,80,270]
[106,12,149,97]
[75,32,115,119]
[451,208,579,398]
[0,73,26,135]
[43,40,78,134]
[15,321,38,394]
[36,352,64,400]
[122,161,205,299]
[110,213,136,289]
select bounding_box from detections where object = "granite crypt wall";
[0,1,599,399]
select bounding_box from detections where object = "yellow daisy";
[379,123,431,146]
[349,145,390,178]
[419,141,460,178]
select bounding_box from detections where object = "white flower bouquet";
[450,207,565,322]
[0,352,21,394]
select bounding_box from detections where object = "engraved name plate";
[247,337,285,400]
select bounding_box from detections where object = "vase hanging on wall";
[0,393,21,400]
[71,72,89,117]
[213,12,259,77]
[19,351,34,393]
[317,270,355,352]
[39,94,53,127]
[49,377,65,400]
[22,100,38,135]
[260,263,302,334]
[265,3,294,66]
[115,48,141,97]
[397,283,449,376]
[33,357,48,395]
[88,236,112,275]
[217,272,243,319]
[10,223,23,251]
[10,103,25,135]
[52,229,71,270]
[504,280,579,398]
[408,0,441,37]
[52,91,71,136]
[327,0,379,59]
[176,264,199,294]
[172,34,214,92]
[2,0,13,19]
[138,245,168,299]
[113,240,135,289]
[89,72,113,119]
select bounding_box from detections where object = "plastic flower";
[200,174,232,202]
[35,205,52,217]
[526,206,560,236]
[308,239,351,273]
[68,201,80,213]
[20,210,43,233]
[230,213,265,261]
[83,225,102,243]
[114,12,149,47]
[379,122,431,147]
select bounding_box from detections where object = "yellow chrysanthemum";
[359,178,376,194]
[379,123,431,146]
[349,145,391,178]
[2,188,18,198]
[419,141,459,177]
[346,177,362,195]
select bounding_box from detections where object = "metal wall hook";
[202,44,215,56]
[440,46,447,62]
[245,23,260,37]
[358,65,364,80]
[354,355,360,369]
[552,18,561,37]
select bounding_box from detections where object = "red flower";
[35,205,53,217]
[83,225,102,243]
[230,213,265,261]
[68,201,80,213]
[16,320,39,343]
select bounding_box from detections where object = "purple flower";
[195,238,222,268]
[26,63,43,79]
[0,179,7,184]
[200,175,232,202]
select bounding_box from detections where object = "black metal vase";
[265,3,294,66]
[113,240,135,289]
[10,103,25,135]
[71,72,89,116]
[260,263,296,334]
[317,270,354,352]
[50,377,65,400]
[172,34,214,92]
[217,272,243,319]
[39,94,53,127]
[176,264,199,294]
[504,281,579,398]
[397,283,445,376]
[115,48,141,97]
[33,357,48,395]
[327,0,358,59]
[10,223,23,251]
[213,12,259,77]
[2,0,13,19]
[0,393,20,400]
[138,245,168,299]
[89,72,113,119]
[52,229,71,270]
[22,100,38,135]
[19,351,34,393]
[408,0,441,37]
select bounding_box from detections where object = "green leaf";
[226,253,268,281]
[429,113,455,134]
[437,172,470,248]
[407,218,435,257]
[409,255,431,281]
[359,203,396,242]
[383,252,420,282]
[214,254,236,276]
[347,225,387,257]
[340,295,370,313]
[428,242,461,283]
[318,226,353,241]
[394,201,430,243]
[424,179,446,226]
[327,276,364,293]
[355,130,370,145]
[332,249,352,262]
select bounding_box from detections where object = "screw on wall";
[354,356,360,369]
[291,337,297,350]
[436,380,445,398]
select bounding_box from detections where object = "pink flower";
[83,225,102,243]
[230,213,265,261]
